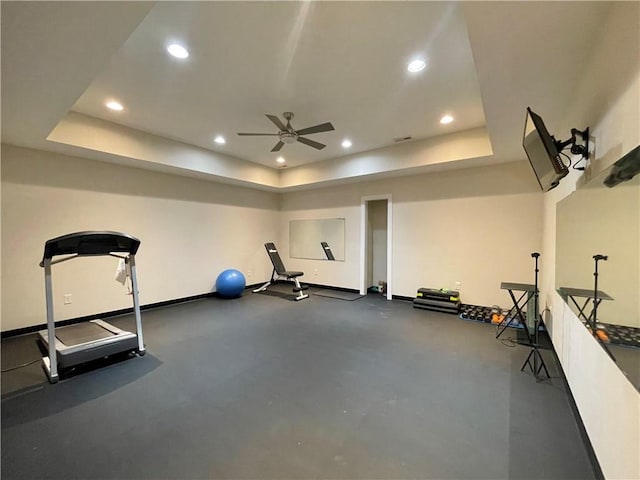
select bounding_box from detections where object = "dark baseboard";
[1,283,360,338]
[305,282,359,294]
[392,294,414,302]
[1,292,216,339]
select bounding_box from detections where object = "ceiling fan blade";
[265,114,287,131]
[271,141,285,152]
[237,133,279,136]
[297,136,326,150]
[296,122,335,136]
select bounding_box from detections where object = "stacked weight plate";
[413,288,461,314]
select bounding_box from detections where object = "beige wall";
[1,144,280,332]
[540,3,639,478]
[281,161,543,307]
[2,146,541,329]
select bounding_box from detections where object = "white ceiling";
[71,2,486,169]
[1,1,616,191]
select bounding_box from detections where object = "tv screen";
[523,107,568,191]
[604,144,640,187]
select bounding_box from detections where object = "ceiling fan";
[237,112,335,152]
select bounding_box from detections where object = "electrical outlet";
[63,294,72,305]
[247,269,252,278]
[314,269,319,277]
[455,282,461,291]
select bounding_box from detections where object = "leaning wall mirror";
[556,145,640,391]
[289,218,345,261]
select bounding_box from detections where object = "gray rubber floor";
[1,293,597,479]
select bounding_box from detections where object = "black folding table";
[497,281,550,380]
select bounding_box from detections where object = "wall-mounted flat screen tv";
[604,144,640,187]
[523,107,569,191]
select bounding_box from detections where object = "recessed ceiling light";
[342,139,352,148]
[276,157,286,164]
[167,44,189,59]
[105,101,123,111]
[407,59,426,73]
[214,135,225,144]
[440,114,454,124]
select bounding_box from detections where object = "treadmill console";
[41,231,140,265]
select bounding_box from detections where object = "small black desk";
[496,282,536,341]
[557,286,616,361]
[557,287,613,329]
[498,281,549,380]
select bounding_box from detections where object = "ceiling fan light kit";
[237,112,335,153]
[279,132,298,144]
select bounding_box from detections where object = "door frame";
[360,194,393,299]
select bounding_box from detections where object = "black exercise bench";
[321,241,335,260]
[253,242,309,301]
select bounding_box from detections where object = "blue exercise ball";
[216,269,246,298]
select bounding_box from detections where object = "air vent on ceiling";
[393,136,413,143]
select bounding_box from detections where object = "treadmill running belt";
[55,322,115,346]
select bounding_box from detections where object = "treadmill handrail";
[41,231,140,266]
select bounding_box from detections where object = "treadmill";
[38,231,145,383]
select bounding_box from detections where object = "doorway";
[360,195,392,299]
